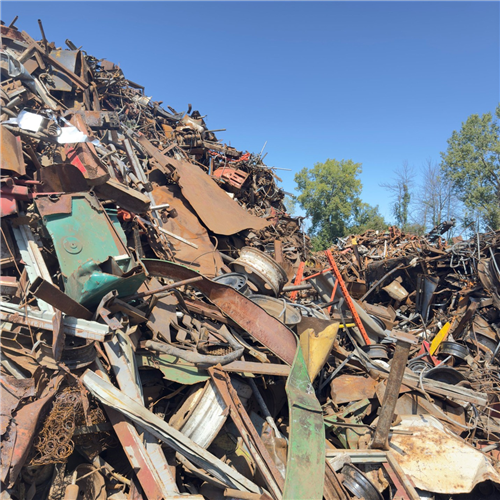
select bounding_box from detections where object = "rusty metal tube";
[282,283,313,292]
[122,276,203,301]
[144,340,244,366]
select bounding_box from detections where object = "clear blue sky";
[4,1,499,222]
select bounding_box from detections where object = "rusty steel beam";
[30,276,93,320]
[370,332,417,450]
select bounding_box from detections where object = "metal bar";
[30,277,93,320]
[324,250,371,345]
[150,203,170,211]
[0,303,109,342]
[156,225,199,249]
[327,278,339,315]
[359,264,404,302]
[123,138,151,189]
[221,361,290,377]
[122,276,203,301]
[302,267,334,281]
[385,452,421,500]
[289,262,305,302]
[325,449,388,462]
[248,379,283,439]
[11,224,53,313]
[106,408,169,499]
[209,368,284,500]
[323,460,348,500]
[51,308,64,361]
[282,284,312,292]
[318,353,354,392]
[370,339,411,450]
[382,462,411,500]
[93,360,176,499]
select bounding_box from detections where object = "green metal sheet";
[64,259,146,307]
[136,352,209,385]
[283,344,325,500]
[36,193,128,277]
[35,193,145,306]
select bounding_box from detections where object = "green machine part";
[35,192,145,307]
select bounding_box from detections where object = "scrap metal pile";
[1,19,500,500]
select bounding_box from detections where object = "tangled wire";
[31,389,82,465]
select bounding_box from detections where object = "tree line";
[292,104,500,250]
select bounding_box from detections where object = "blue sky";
[4,1,499,223]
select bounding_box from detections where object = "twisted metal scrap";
[31,389,82,465]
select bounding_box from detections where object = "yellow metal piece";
[299,322,340,382]
[429,322,451,355]
[338,323,355,329]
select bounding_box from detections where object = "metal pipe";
[157,225,199,249]
[144,340,244,366]
[248,379,283,439]
[219,252,236,264]
[282,283,313,292]
[122,276,203,301]
[150,203,170,211]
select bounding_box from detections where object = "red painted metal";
[105,408,167,500]
[324,249,371,345]
[212,166,249,189]
[382,462,411,500]
[0,193,18,217]
[290,261,305,302]
[327,279,339,315]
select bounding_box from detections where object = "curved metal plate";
[141,259,297,365]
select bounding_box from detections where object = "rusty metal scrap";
[1,18,500,500]
[31,389,82,465]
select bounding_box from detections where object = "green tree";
[294,159,387,250]
[440,105,500,230]
[283,195,296,215]
[349,203,387,235]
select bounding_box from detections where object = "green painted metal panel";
[283,344,325,500]
[136,353,209,385]
[38,194,127,277]
[64,259,146,307]
[36,193,145,306]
